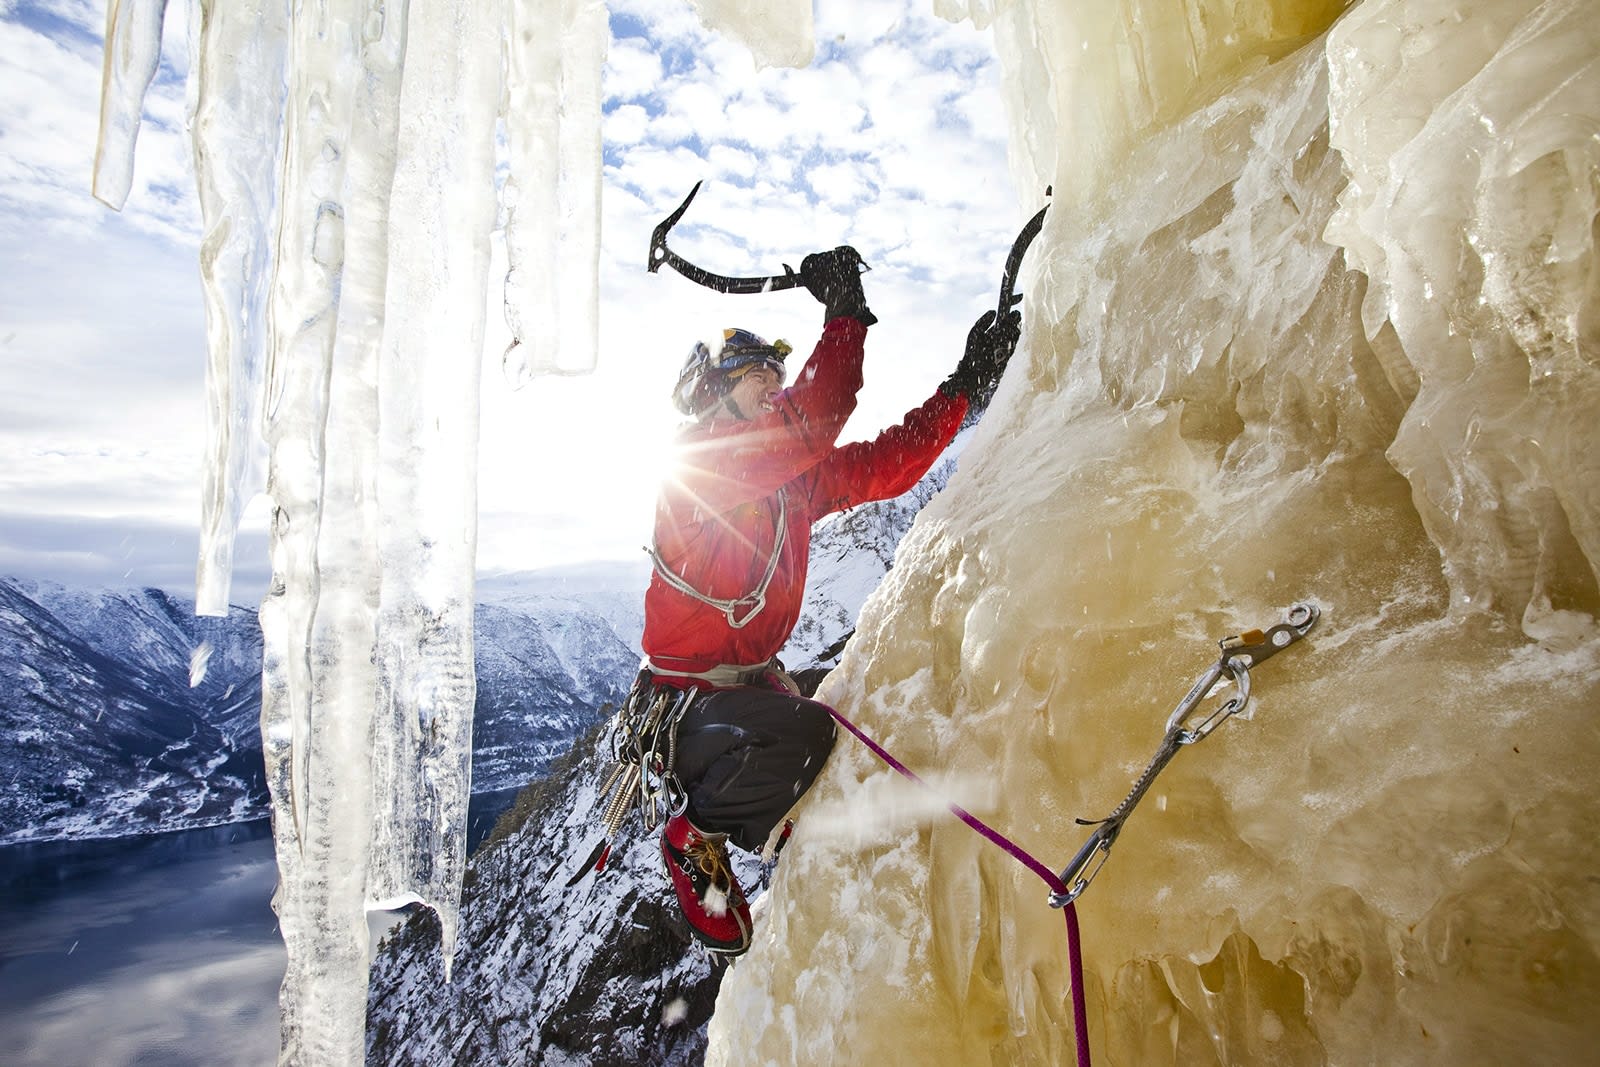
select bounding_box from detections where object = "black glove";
[800,247,876,327]
[941,306,1022,402]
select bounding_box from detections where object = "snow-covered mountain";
[0,571,647,844]
[0,579,266,843]
[366,442,949,1064]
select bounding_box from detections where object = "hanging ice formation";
[95,0,609,1062]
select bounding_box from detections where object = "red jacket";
[643,317,968,676]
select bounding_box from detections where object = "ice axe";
[647,180,866,294]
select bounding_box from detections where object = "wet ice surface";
[709,1,1600,1065]
[0,823,282,1067]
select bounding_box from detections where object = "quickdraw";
[564,674,698,886]
[826,601,1320,1067]
[1049,602,1320,906]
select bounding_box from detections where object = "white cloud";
[706,142,760,182]
[603,103,650,145]
[806,159,876,206]
[604,35,665,99]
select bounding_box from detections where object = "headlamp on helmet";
[672,327,791,416]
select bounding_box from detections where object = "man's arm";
[674,317,871,511]
[802,387,969,515]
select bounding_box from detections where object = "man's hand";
[941,304,1022,403]
[800,247,877,327]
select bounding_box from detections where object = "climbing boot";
[661,812,752,957]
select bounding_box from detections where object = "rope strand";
[826,708,1092,1067]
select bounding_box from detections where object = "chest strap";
[645,487,788,629]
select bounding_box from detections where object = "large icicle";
[190,0,290,616]
[258,0,398,1059]
[97,0,603,1061]
[364,0,501,978]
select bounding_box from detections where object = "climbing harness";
[564,658,806,887]
[826,602,1320,1067]
[645,488,788,629]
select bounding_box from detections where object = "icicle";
[92,0,168,210]
[365,0,502,983]
[191,0,291,617]
[501,0,609,386]
[260,0,388,1057]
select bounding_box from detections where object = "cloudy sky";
[0,0,1028,604]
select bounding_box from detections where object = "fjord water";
[0,789,521,1065]
[0,822,281,1067]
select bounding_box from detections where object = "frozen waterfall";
[713,1,1600,1065]
[95,0,1597,1063]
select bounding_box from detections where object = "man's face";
[722,364,783,420]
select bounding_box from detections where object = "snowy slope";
[367,724,738,1067]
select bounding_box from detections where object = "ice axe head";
[648,181,703,276]
[645,181,809,295]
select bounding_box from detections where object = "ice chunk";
[188,640,212,688]
[686,0,815,68]
[1324,0,1600,627]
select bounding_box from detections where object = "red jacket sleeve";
[801,388,968,516]
[673,317,869,512]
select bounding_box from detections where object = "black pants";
[672,683,838,853]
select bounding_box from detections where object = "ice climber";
[637,246,1022,956]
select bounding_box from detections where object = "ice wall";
[96,0,606,1063]
[713,1,1600,1065]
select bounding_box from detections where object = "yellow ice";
[710,1,1600,1063]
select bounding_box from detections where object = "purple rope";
[827,708,1092,1067]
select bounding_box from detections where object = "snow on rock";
[366,722,742,1067]
[713,3,1600,1065]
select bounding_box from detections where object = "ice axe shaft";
[647,180,856,295]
